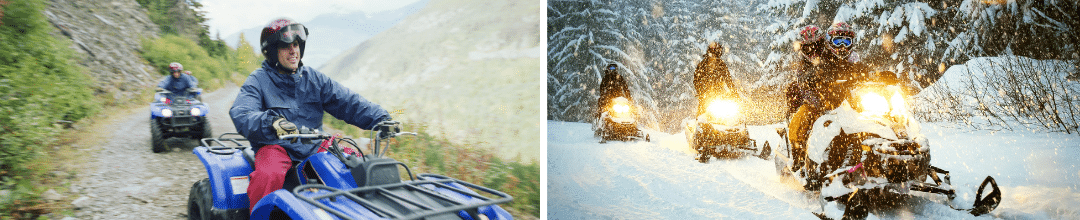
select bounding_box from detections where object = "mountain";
[319,0,545,161]
[222,0,429,68]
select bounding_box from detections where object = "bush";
[322,115,540,217]
[914,56,1080,134]
[0,0,98,217]
[141,35,231,90]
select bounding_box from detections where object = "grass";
[323,115,541,218]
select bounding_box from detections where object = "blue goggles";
[607,65,617,70]
[830,36,853,47]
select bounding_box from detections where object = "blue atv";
[150,88,211,153]
[187,121,514,220]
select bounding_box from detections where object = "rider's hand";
[273,117,299,140]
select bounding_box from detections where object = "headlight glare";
[161,109,173,117]
[191,108,203,116]
[859,92,889,116]
[707,99,739,119]
[890,92,907,116]
[613,103,630,114]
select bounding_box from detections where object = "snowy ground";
[547,120,1080,219]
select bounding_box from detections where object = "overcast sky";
[199,0,423,38]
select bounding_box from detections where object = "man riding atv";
[685,42,760,162]
[594,63,649,143]
[229,17,393,210]
[150,62,209,153]
[159,62,201,98]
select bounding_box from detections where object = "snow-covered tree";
[549,0,772,131]
[756,0,1078,88]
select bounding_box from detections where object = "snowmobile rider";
[597,63,633,119]
[158,62,199,98]
[787,22,872,170]
[786,25,826,118]
[693,42,739,116]
[229,18,392,210]
[790,22,872,169]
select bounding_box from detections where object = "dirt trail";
[70,85,240,220]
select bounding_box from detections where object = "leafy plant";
[0,0,98,218]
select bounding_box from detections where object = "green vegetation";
[323,115,540,217]
[0,0,99,218]
[139,34,261,89]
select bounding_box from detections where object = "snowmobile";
[150,87,210,153]
[186,121,514,220]
[684,88,765,163]
[594,96,650,143]
[772,71,1001,219]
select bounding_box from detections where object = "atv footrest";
[291,174,512,220]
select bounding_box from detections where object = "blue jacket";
[230,61,391,161]
[159,74,198,95]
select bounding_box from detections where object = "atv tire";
[151,120,167,153]
[188,178,211,220]
[201,120,213,139]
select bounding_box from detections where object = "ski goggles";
[607,65,617,70]
[830,36,853,48]
[263,23,308,48]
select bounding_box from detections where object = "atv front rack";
[291,174,513,220]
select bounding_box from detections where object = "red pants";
[247,144,292,209]
[247,139,357,209]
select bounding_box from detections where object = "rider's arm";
[229,75,277,145]
[313,70,391,130]
[187,74,199,88]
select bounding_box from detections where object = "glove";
[273,117,299,140]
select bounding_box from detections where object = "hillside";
[319,0,545,161]
[43,0,160,102]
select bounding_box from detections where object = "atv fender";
[250,190,337,220]
[193,146,254,211]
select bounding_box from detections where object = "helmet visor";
[275,23,308,45]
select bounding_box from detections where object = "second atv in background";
[684,43,764,162]
[593,64,649,143]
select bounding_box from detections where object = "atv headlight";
[159,97,167,103]
[707,99,739,119]
[190,107,203,116]
[859,92,889,117]
[161,109,173,117]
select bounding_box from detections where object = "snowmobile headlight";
[190,107,203,116]
[613,103,630,114]
[859,92,889,117]
[707,99,739,119]
[161,109,173,117]
[889,91,908,116]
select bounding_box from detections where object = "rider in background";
[693,42,739,116]
[597,63,633,119]
[229,17,392,210]
[158,62,198,98]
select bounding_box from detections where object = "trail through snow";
[548,120,1080,219]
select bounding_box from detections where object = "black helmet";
[260,18,308,68]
